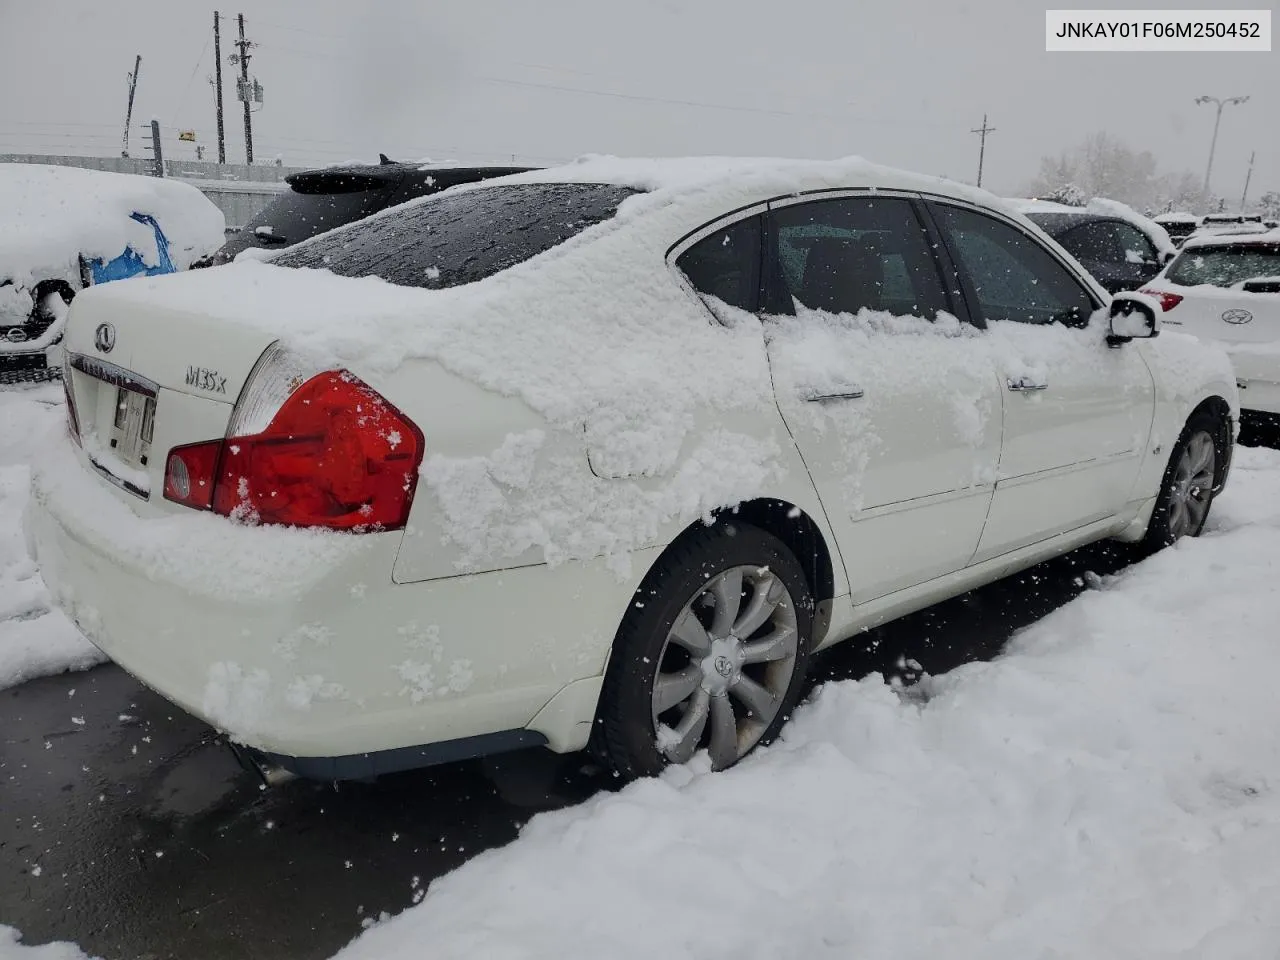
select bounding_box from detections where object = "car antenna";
[378,153,395,165]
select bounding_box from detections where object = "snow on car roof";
[1179,227,1280,251]
[1154,211,1200,224]
[487,154,992,206]
[0,163,225,287]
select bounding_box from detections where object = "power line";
[171,33,211,126]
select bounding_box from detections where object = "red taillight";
[163,371,424,532]
[1140,288,1183,312]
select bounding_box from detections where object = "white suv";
[25,158,1238,781]
[1141,230,1280,435]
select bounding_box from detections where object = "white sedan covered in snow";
[25,157,1238,781]
[1140,230,1280,432]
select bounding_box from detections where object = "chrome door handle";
[1007,377,1048,392]
[805,389,865,402]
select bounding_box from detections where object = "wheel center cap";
[701,636,743,694]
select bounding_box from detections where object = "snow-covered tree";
[1043,183,1087,206]
[1259,191,1280,220]
[1026,132,1205,213]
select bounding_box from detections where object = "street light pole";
[1195,94,1249,198]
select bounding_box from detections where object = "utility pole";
[121,55,141,158]
[1194,95,1250,197]
[213,12,226,164]
[234,13,255,164]
[971,114,996,188]
[150,120,164,177]
[1240,150,1256,212]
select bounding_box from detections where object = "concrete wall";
[0,154,310,230]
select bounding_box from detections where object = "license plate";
[111,386,156,466]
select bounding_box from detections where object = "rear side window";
[676,216,762,312]
[273,183,639,289]
[239,178,395,249]
[1167,244,1280,288]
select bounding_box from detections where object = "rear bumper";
[24,439,641,768]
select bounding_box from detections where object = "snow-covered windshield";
[273,182,639,290]
[1167,243,1280,288]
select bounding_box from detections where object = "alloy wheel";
[1168,430,1216,540]
[650,565,799,770]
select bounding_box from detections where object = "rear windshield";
[222,179,396,257]
[272,182,639,289]
[1167,244,1280,288]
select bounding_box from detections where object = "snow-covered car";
[25,157,1238,783]
[1187,214,1271,245]
[1153,211,1201,248]
[1010,198,1176,294]
[1140,230,1280,431]
[195,157,535,266]
[0,164,224,378]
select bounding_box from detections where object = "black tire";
[1138,409,1226,555]
[595,522,814,781]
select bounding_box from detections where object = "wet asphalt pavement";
[1,541,1133,960]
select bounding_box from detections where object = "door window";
[1057,222,1122,263]
[769,196,950,319]
[932,204,1098,326]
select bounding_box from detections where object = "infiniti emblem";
[94,322,116,353]
[1222,308,1253,325]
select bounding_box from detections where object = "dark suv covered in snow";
[197,156,536,265]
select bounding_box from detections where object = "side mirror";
[1108,292,1161,345]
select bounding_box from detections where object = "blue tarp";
[86,212,176,285]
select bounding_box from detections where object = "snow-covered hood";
[0,164,225,287]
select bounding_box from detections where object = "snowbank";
[0,164,225,289]
[0,928,94,960]
[0,388,101,691]
[333,447,1280,960]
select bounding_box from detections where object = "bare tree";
[1027,132,1208,212]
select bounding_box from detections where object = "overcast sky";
[0,0,1273,198]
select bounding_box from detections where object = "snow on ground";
[0,386,101,691]
[333,446,1280,960]
[0,928,93,960]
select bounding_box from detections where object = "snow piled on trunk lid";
[334,447,1280,960]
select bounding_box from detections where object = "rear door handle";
[1007,376,1048,392]
[805,389,865,403]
